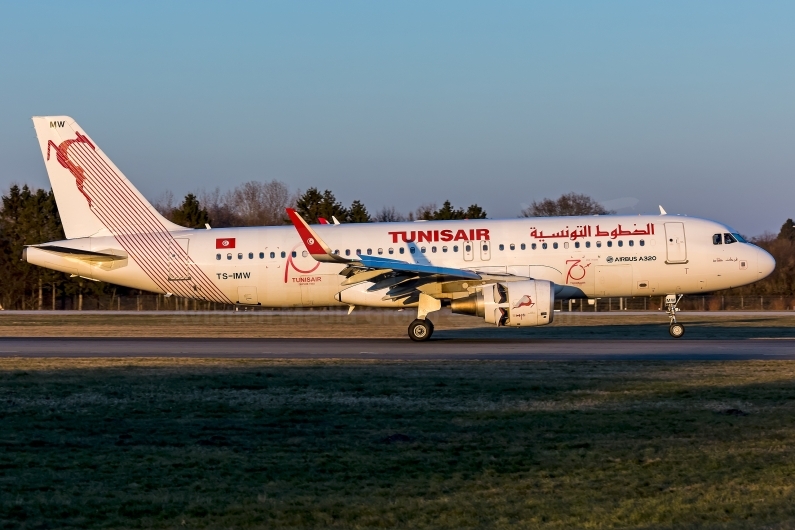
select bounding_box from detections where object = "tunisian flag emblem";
[215,238,235,249]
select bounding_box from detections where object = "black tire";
[669,323,685,338]
[408,319,433,342]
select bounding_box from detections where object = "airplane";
[23,116,776,341]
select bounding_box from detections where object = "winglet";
[285,208,352,263]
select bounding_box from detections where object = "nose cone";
[757,247,776,279]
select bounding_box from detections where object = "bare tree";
[520,193,614,217]
[373,206,405,222]
[152,190,176,218]
[198,187,240,227]
[229,180,295,226]
[414,203,437,221]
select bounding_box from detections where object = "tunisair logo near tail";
[388,228,490,243]
[46,132,94,206]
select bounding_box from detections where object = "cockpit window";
[732,233,746,243]
[724,233,737,244]
[712,234,722,245]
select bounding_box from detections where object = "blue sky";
[1,1,793,235]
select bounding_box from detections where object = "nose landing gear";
[665,294,685,338]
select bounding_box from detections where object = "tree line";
[1,182,793,310]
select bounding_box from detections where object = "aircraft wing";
[286,208,482,283]
[357,255,480,280]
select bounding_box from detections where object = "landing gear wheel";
[669,323,685,338]
[408,319,433,342]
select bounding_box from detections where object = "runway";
[2,336,795,360]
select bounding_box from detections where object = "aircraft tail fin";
[31,116,185,239]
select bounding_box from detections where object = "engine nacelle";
[450,280,555,327]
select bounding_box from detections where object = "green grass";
[2,359,795,528]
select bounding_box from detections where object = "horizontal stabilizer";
[29,245,128,262]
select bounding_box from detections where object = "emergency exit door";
[664,222,687,263]
[463,241,474,261]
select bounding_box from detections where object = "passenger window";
[542,243,548,250]
[388,248,394,254]
[345,249,351,256]
[586,241,591,248]
[367,249,372,255]
[510,243,515,250]
[259,252,264,259]
[499,244,504,251]
[431,246,436,253]
[713,234,722,245]
[617,241,623,248]
[270,252,275,258]
[553,242,558,249]
[574,242,580,249]
[249,252,254,259]
[238,253,244,259]
[596,242,601,248]
[724,233,736,244]
[280,251,286,258]
[465,244,471,252]
[291,251,296,258]
[377,248,383,255]
[356,249,361,255]
[421,247,427,253]
[216,254,221,260]
[532,243,537,250]
[442,246,448,253]
[410,247,416,254]
[563,242,569,249]
[639,240,645,247]
[302,251,308,257]
[628,240,634,247]
[607,241,612,248]
[482,243,489,251]
[333,250,339,255]
[520,243,526,250]
[453,245,458,252]
[227,253,232,260]
[399,247,405,254]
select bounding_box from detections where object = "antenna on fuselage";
[659,205,667,215]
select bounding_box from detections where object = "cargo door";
[595,265,632,296]
[664,222,687,263]
[237,286,259,305]
[167,238,190,280]
[300,284,313,306]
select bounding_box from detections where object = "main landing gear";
[665,294,685,338]
[408,293,442,342]
[408,319,434,341]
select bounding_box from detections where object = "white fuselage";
[25,214,775,308]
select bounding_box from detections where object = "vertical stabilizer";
[32,116,185,239]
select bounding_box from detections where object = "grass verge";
[1,359,795,529]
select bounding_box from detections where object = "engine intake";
[450,280,555,327]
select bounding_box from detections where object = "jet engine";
[450,280,555,327]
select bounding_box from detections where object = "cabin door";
[664,222,688,263]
